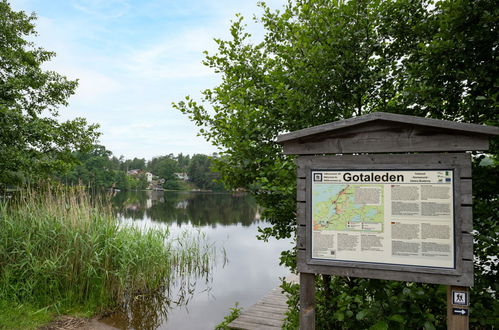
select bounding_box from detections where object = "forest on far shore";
[60,145,224,192]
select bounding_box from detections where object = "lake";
[101,190,292,329]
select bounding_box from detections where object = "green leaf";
[356,310,368,321]
[369,321,389,330]
[389,314,404,323]
[424,321,436,330]
[334,311,344,321]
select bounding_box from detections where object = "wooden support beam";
[300,272,315,330]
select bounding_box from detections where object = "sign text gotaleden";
[311,170,455,269]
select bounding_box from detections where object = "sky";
[10,0,287,160]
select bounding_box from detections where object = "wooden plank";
[297,158,306,178]
[461,261,474,287]
[238,310,285,321]
[282,129,489,154]
[454,192,463,275]
[300,241,459,275]
[277,112,499,144]
[258,297,286,304]
[262,293,287,301]
[262,292,287,301]
[460,206,473,233]
[234,315,283,327]
[297,153,472,178]
[462,233,473,261]
[300,272,315,330]
[246,305,286,313]
[258,300,287,308]
[249,305,288,314]
[297,250,473,286]
[297,178,306,202]
[229,319,281,330]
[460,179,472,205]
[297,202,306,226]
[297,225,306,250]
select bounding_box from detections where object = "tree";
[147,154,181,189]
[188,154,224,191]
[119,157,146,171]
[176,153,191,172]
[0,1,100,187]
[63,145,116,190]
[175,0,498,327]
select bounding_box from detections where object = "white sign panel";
[311,170,455,268]
[452,291,469,306]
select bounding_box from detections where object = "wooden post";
[300,272,315,330]
[447,285,469,330]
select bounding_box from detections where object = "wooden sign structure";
[276,112,499,330]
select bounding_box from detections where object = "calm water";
[102,191,292,330]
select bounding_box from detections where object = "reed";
[0,186,215,327]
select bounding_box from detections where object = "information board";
[311,170,455,269]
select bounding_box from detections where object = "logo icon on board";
[313,173,323,182]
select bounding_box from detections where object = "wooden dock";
[228,275,297,330]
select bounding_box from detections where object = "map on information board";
[313,184,384,232]
[311,170,455,269]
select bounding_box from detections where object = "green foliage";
[62,145,145,191]
[147,154,180,183]
[0,186,216,328]
[146,153,224,191]
[63,149,223,191]
[282,277,446,329]
[63,145,116,189]
[175,0,498,328]
[120,157,147,171]
[0,0,100,187]
[176,153,191,172]
[188,154,224,191]
[281,279,299,330]
[163,178,182,190]
[215,302,241,330]
[469,160,499,328]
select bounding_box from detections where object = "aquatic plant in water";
[0,186,217,328]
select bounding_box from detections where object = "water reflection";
[103,191,290,330]
[110,290,170,330]
[104,270,213,330]
[111,191,259,227]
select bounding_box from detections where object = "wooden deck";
[228,275,298,330]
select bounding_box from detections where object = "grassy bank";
[0,187,214,329]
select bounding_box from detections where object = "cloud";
[71,0,131,19]
[72,69,124,99]
[123,0,288,81]
[125,28,217,79]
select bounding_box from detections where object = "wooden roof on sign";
[276,112,499,155]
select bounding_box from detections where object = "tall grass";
[0,186,215,326]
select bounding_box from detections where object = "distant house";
[127,169,142,176]
[174,172,189,181]
[127,169,153,182]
